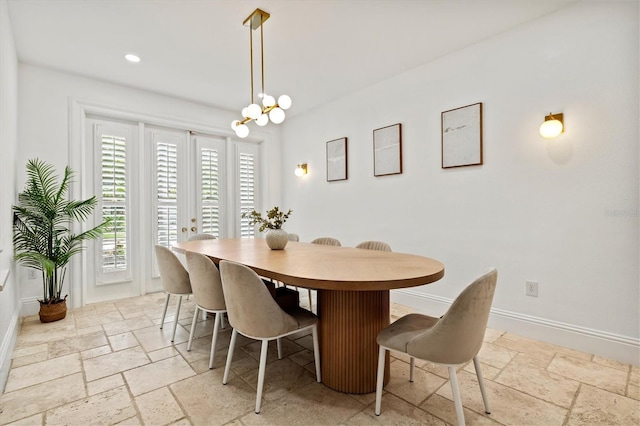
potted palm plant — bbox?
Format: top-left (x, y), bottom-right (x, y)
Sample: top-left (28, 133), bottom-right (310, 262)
top-left (13, 159), bottom-right (109, 322)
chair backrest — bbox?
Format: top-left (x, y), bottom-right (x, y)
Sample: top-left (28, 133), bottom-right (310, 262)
top-left (155, 245), bottom-right (191, 294)
top-left (219, 260), bottom-right (298, 338)
top-left (355, 241), bottom-right (391, 252)
top-left (287, 233), bottom-right (300, 242)
top-left (185, 251), bottom-right (225, 311)
top-left (310, 237), bottom-right (341, 246)
top-left (407, 268), bottom-right (497, 365)
top-left (188, 233), bottom-right (217, 241)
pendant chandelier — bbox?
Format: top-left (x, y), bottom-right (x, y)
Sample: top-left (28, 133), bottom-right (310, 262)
top-left (231, 8), bottom-right (291, 138)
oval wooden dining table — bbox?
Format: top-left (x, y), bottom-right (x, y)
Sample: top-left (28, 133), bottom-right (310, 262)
top-left (173, 238), bottom-right (445, 394)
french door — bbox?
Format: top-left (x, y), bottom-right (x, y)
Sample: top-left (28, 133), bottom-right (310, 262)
top-left (85, 116), bottom-right (260, 303)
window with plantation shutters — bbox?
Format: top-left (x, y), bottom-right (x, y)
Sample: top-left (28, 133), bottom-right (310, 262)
top-left (239, 150), bottom-right (257, 238)
top-left (95, 122), bottom-right (133, 285)
top-left (156, 141), bottom-right (179, 247)
top-left (200, 147), bottom-right (220, 236)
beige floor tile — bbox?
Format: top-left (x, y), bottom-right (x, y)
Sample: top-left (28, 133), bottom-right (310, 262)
top-left (10, 350), bottom-right (48, 368)
top-left (10, 343), bottom-right (47, 359)
top-left (15, 324), bottom-right (77, 346)
top-left (132, 324), bottom-right (190, 353)
top-left (421, 393), bottom-right (501, 425)
top-left (0, 373), bottom-right (86, 424)
top-left (4, 353), bottom-right (81, 392)
top-left (114, 417), bottom-right (143, 425)
top-left (74, 309), bottom-right (124, 329)
top-left (83, 346), bottom-right (150, 381)
top-left (547, 354), bottom-right (628, 395)
top-left (288, 348), bottom-right (315, 368)
top-left (5, 412), bottom-right (44, 425)
top-left (108, 331), bottom-right (140, 351)
top-left (628, 383), bottom-right (640, 401)
top-left (135, 387), bottom-right (185, 425)
top-left (630, 366), bottom-right (640, 386)
top-left (434, 370), bottom-right (567, 426)
top-left (567, 384), bottom-right (640, 425)
top-left (87, 373), bottom-right (125, 396)
top-left (477, 342), bottom-right (517, 369)
top-left (347, 393), bottom-right (445, 425)
top-left (76, 325), bottom-right (104, 336)
top-left (240, 358), bottom-right (316, 402)
top-left (123, 355), bottom-right (196, 396)
top-left (592, 355), bottom-right (630, 372)
top-left (47, 330), bottom-right (108, 358)
top-left (241, 338), bottom-right (305, 362)
top-left (171, 369), bottom-right (256, 425)
top-left (80, 344), bottom-right (112, 360)
top-left (483, 328), bottom-right (505, 343)
top-left (147, 346), bottom-right (180, 362)
top-left (102, 317), bottom-right (155, 336)
top-left (463, 360), bottom-right (501, 381)
top-left (496, 361), bottom-right (579, 408)
top-left (384, 359), bottom-right (447, 406)
top-left (45, 386), bottom-right (136, 425)
top-left (240, 381), bottom-right (365, 425)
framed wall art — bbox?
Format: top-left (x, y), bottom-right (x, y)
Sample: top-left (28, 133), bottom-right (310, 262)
top-left (441, 102), bottom-right (483, 168)
top-left (373, 123), bottom-right (402, 177)
top-left (326, 137), bottom-right (348, 182)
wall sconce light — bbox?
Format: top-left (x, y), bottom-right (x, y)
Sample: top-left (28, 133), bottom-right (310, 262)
top-left (539, 112), bottom-right (564, 139)
top-left (294, 163), bottom-right (308, 177)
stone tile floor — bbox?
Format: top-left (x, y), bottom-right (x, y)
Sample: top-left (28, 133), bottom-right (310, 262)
top-left (0, 292), bottom-right (638, 425)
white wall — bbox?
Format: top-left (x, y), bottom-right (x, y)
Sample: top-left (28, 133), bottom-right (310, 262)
top-left (16, 64), bottom-right (283, 313)
top-left (0, 0), bottom-right (20, 391)
top-left (281, 2), bottom-right (639, 364)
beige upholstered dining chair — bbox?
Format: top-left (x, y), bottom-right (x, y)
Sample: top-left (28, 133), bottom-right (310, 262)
top-left (287, 233), bottom-right (300, 242)
top-left (185, 252), bottom-right (227, 369)
top-left (355, 240), bottom-right (392, 252)
top-left (375, 268), bottom-right (498, 426)
top-left (188, 233), bottom-right (217, 241)
top-left (220, 260), bottom-right (321, 414)
top-left (155, 245), bottom-right (192, 342)
top-left (306, 237), bottom-right (342, 311)
top-left (310, 236), bottom-right (341, 246)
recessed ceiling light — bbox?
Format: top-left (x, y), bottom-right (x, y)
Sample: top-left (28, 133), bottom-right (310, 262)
top-left (125, 54), bottom-right (141, 63)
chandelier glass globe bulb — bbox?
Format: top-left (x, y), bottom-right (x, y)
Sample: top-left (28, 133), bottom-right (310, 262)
top-left (278, 95), bottom-right (292, 110)
top-left (247, 103), bottom-right (262, 120)
top-left (262, 95), bottom-right (276, 108)
top-left (241, 107), bottom-right (249, 118)
top-left (231, 120), bottom-right (240, 130)
top-left (269, 107), bottom-right (285, 124)
top-left (235, 124), bottom-right (249, 138)
top-left (256, 114), bottom-right (269, 126)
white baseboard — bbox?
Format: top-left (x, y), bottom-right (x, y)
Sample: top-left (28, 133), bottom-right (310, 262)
top-left (0, 301), bottom-right (22, 393)
top-left (391, 289), bottom-right (640, 366)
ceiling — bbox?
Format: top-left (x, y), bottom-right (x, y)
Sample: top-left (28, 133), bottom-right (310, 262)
top-left (6, 0), bottom-right (575, 118)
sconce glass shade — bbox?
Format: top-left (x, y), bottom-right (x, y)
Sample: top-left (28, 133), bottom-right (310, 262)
top-left (294, 163), bottom-right (307, 176)
top-left (539, 113), bottom-right (564, 139)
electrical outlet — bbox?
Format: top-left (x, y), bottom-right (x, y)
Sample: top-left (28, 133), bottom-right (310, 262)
top-left (526, 280), bottom-right (538, 297)
top-left (28, 269), bottom-right (37, 280)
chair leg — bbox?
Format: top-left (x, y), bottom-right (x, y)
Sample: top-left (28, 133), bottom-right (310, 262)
top-left (277, 338), bottom-right (283, 360)
top-left (312, 325), bottom-right (321, 382)
top-left (375, 346), bottom-right (386, 416)
top-left (448, 366), bottom-right (465, 426)
top-left (473, 356), bottom-right (491, 414)
top-left (209, 312), bottom-right (221, 369)
top-left (308, 289), bottom-right (313, 312)
top-left (223, 329), bottom-right (238, 385)
top-left (255, 339), bottom-right (269, 414)
top-left (220, 312), bottom-right (226, 329)
top-left (409, 357), bottom-right (415, 382)
top-left (187, 305), bottom-right (199, 351)
top-left (171, 295), bottom-right (183, 342)
top-left (160, 293), bottom-right (170, 329)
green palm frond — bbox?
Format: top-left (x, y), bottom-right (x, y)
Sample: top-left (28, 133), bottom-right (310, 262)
top-left (13, 159), bottom-right (107, 303)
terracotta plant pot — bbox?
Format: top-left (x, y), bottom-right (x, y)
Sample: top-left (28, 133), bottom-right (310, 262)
top-left (39, 299), bottom-right (67, 323)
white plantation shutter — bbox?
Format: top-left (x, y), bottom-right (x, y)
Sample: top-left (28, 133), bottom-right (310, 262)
top-left (239, 150), bottom-right (257, 238)
top-left (156, 142), bottom-right (179, 247)
top-left (200, 147), bottom-right (220, 236)
top-left (96, 123), bottom-right (132, 284)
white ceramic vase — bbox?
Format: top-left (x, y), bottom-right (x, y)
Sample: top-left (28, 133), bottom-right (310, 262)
top-left (265, 228), bottom-right (288, 250)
